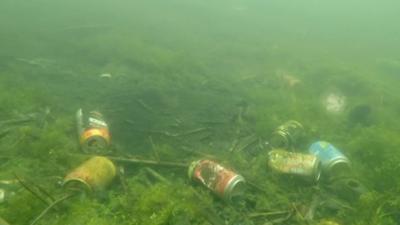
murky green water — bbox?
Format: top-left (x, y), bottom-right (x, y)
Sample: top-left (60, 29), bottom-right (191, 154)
top-left (0, 0), bottom-right (399, 224)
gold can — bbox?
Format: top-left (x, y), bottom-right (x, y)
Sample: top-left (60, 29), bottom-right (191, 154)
top-left (63, 156), bottom-right (116, 193)
top-left (76, 109), bottom-right (111, 153)
top-left (268, 149), bottom-right (321, 182)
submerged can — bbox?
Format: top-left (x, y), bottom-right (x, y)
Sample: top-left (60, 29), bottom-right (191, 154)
top-left (77, 108), bottom-right (111, 153)
top-left (270, 120), bottom-right (304, 150)
top-left (308, 141), bottom-right (350, 176)
top-left (188, 159), bottom-right (245, 201)
top-left (268, 149), bottom-right (321, 182)
top-left (63, 156), bottom-right (116, 193)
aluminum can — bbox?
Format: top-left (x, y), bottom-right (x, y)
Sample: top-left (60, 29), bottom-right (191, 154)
top-left (76, 109), bottom-right (111, 153)
top-left (63, 156), bottom-right (116, 193)
top-left (308, 141), bottom-right (350, 175)
top-left (270, 120), bottom-right (304, 150)
top-left (188, 159), bottom-right (245, 201)
top-left (268, 149), bottom-right (321, 182)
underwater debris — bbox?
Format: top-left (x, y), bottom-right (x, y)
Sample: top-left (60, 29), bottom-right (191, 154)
top-left (0, 114), bottom-right (35, 127)
top-left (63, 156), bottom-right (116, 193)
top-left (29, 156), bottom-right (117, 225)
top-left (270, 120), bottom-right (304, 150)
top-left (107, 155), bottom-right (188, 168)
top-left (188, 159), bottom-right (245, 201)
top-left (323, 93), bottom-right (346, 114)
top-left (268, 149), bottom-right (321, 182)
top-left (76, 109), bottom-right (111, 154)
top-left (99, 73), bottom-right (112, 79)
top-left (309, 141), bottom-right (351, 177)
top-left (13, 174), bottom-right (54, 207)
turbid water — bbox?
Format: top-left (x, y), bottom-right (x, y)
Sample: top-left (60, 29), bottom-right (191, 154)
top-left (0, 0), bottom-right (399, 224)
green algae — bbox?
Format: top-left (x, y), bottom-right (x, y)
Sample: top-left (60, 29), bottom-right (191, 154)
top-left (0, 1), bottom-right (400, 224)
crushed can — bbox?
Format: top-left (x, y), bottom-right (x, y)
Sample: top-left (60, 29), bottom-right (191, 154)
top-left (270, 120), bottom-right (304, 150)
top-left (268, 149), bottom-right (321, 182)
top-left (76, 108), bottom-right (111, 153)
top-left (63, 156), bottom-right (116, 193)
top-left (308, 141), bottom-right (351, 176)
top-left (188, 159), bottom-right (245, 201)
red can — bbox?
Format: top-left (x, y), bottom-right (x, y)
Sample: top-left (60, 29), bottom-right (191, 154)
top-left (188, 159), bottom-right (245, 201)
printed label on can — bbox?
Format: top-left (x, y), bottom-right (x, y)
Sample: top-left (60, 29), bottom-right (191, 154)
top-left (309, 141), bottom-right (346, 165)
top-left (80, 128), bottom-right (110, 145)
top-left (89, 117), bottom-right (108, 127)
top-left (192, 160), bottom-right (238, 198)
top-left (268, 150), bottom-right (319, 179)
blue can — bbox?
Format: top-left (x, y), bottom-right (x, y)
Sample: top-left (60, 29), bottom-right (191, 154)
top-left (309, 141), bottom-right (350, 175)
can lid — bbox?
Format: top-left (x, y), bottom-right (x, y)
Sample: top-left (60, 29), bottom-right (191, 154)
top-left (328, 158), bottom-right (351, 176)
top-left (80, 130), bottom-right (110, 154)
top-left (187, 160), bottom-right (202, 180)
top-left (270, 131), bottom-right (290, 149)
top-left (62, 178), bottom-right (93, 193)
top-left (287, 120), bottom-right (303, 129)
top-left (224, 175), bottom-right (246, 201)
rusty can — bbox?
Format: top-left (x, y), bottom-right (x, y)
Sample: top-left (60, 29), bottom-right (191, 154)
top-left (63, 156), bottom-right (116, 193)
top-left (270, 120), bottom-right (304, 150)
top-left (77, 108), bottom-right (111, 153)
top-left (268, 149), bottom-right (321, 182)
top-left (188, 159), bottom-right (245, 201)
top-left (308, 141), bottom-right (351, 176)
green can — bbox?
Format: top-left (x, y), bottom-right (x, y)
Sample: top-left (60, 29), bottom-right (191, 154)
top-left (270, 120), bottom-right (304, 150)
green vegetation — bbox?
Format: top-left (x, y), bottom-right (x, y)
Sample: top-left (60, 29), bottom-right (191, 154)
top-left (1, 0), bottom-right (400, 224)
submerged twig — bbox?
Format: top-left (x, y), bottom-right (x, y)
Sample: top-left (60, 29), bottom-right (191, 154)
top-left (304, 194), bottom-right (320, 221)
top-left (136, 99), bottom-right (154, 113)
top-left (14, 173), bottom-right (51, 206)
top-left (229, 138), bottom-right (239, 152)
top-left (108, 156), bottom-right (188, 168)
top-left (144, 167), bottom-right (170, 184)
top-left (236, 134), bottom-right (258, 153)
top-left (148, 136), bottom-right (160, 161)
top-left (248, 210), bottom-right (291, 218)
top-left (180, 146), bottom-right (217, 159)
top-left (0, 117), bottom-right (34, 127)
top-left (177, 127), bottom-right (209, 137)
top-left (118, 166), bottom-right (128, 193)
top-left (144, 127), bottom-right (209, 138)
top-left (30, 193), bottom-right (75, 225)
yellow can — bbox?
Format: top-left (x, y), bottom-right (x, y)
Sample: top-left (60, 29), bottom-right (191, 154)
top-left (63, 156), bottom-right (116, 193)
